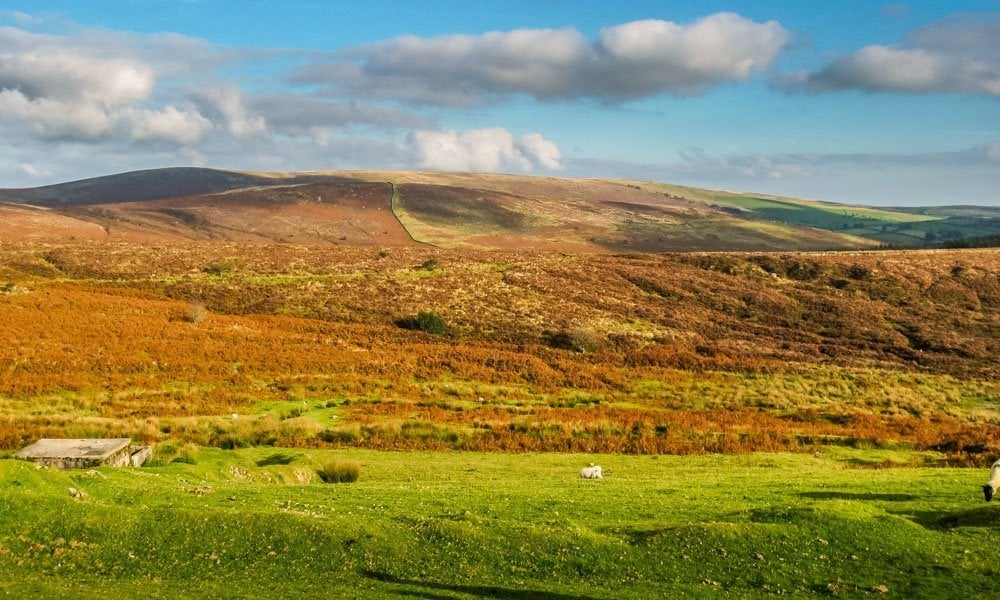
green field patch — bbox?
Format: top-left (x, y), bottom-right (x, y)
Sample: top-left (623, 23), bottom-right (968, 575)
top-left (252, 398), bottom-right (343, 427)
top-left (0, 449), bottom-right (997, 598)
top-left (723, 196), bottom-right (936, 233)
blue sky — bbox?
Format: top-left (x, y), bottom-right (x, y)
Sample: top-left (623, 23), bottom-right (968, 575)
top-left (1, 1), bottom-right (998, 206)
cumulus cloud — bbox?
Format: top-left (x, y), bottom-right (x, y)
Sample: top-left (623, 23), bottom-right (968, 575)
top-left (292, 13), bottom-right (789, 104)
top-left (784, 13), bottom-right (1000, 96)
top-left (128, 105), bottom-right (214, 145)
top-left (251, 93), bottom-right (436, 133)
top-left (0, 26), bottom-right (209, 144)
top-left (195, 86), bottom-right (267, 138)
top-left (409, 128), bottom-right (562, 172)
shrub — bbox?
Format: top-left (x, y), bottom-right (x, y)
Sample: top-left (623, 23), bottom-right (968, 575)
top-left (319, 427), bottom-right (363, 444)
top-left (203, 259), bottom-right (235, 276)
top-left (316, 460), bottom-right (361, 483)
top-left (544, 327), bottom-right (602, 353)
top-left (397, 311), bottom-right (449, 336)
top-left (1, 282), bottom-right (15, 293)
top-left (417, 258), bottom-right (439, 271)
top-left (184, 302), bottom-right (208, 324)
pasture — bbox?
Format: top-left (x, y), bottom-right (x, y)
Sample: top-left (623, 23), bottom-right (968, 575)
top-left (0, 448), bottom-right (997, 598)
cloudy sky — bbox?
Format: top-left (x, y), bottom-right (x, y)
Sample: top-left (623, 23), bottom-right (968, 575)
top-left (1, 1), bottom-right (998, 206)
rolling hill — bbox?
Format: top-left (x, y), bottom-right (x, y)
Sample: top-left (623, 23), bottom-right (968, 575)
top-left (1, 167), bottom-right (998, 251)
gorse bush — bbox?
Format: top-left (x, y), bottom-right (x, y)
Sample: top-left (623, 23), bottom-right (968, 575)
top-left (203, 259), bottom-right (235, 276)
top-left (397, 311), bottom-right (449, 335)
top-left (316, 460), bottom-right (361, 483)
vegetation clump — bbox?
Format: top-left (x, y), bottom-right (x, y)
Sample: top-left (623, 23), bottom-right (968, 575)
top-left (184, 301), bottom-right (208, 323)
top-left (417, 258), bottom-right (439, 271)
top-left (397, 311), bottom-right (449, 336)
top-left (316, 460), bottom-right (361, 483)
top-left (203, 259), bottom-right (235, 276)
top-left (544, 327), bottom-right (602, 353)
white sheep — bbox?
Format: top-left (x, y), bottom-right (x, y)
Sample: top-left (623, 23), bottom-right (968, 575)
top-left (579, 463), bottom-right (603, 480)
top-left (983, 458), bottom-right (1000, 502)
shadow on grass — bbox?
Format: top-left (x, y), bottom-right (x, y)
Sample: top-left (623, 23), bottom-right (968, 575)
top-left (255, 452), bottom-right (299, 467)
top-left (799, 492), bottom-right (917, 502)
top-left (363, 571), bottom-right (605, 600)
top-left (903, 507), bottom-right (1000, 530)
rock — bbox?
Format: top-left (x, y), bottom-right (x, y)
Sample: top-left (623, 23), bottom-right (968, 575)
top-left (871, 584), bottom-right (889, 594)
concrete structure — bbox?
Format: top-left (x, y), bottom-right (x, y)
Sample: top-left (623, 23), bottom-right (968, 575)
top-left (14, 438), bottom-right (151, 469)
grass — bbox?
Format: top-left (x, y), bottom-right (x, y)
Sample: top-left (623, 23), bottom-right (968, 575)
top-left (0, 448), bottom-right (997, 598)
top-left (316, 459), bottom-right (361, 483)
top-left (1, 241), bottom-right (999, 596)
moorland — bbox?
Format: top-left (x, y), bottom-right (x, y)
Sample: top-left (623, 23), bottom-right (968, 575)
top-left (0, 169), bottom-right (998, 597)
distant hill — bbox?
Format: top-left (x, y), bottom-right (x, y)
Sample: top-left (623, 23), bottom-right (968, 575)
top-left (1, 167), bottom-right (998, 251)
top-left (0, 167), bottom-right (278, 206)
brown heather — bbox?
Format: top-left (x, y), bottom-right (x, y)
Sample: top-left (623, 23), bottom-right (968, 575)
top-left (1, 242), bottom-right (997, 461)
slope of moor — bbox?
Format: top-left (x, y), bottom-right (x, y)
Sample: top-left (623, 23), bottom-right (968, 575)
top-left (6, 167), bottom-right (997, 251)
top-left (1, 242), bottom-right (997, 459)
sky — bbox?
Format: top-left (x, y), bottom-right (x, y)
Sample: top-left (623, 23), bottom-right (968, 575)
top-left (0, 1), bottom-right (998, 206)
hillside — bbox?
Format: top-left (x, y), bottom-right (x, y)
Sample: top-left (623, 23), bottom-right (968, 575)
top-left (1, 242), bottom-right (997, 458)
top-left (3, 168), bottom-right (998, 251)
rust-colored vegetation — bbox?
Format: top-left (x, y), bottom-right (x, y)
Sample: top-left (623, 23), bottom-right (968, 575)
top-left (1, 242), bottom-right (998, 461)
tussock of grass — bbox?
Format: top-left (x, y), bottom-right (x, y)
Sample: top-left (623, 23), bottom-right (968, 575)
top-left (316, 459), bottom-right (360, 483)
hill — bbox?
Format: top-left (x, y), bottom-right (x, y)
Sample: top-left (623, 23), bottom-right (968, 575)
top-left (3, 168), bottom-right (998, 251)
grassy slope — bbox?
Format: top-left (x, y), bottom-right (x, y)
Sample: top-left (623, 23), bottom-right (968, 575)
top-left (0, 168), bottom-right (921, 251)
top-left (4, 167), bottom-right (996, 250)
top-left (1, 448), bottom-right (997, 598)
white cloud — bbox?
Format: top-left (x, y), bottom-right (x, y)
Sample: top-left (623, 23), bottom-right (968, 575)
top-left (128, 105), bottom-right (213, 145)
top-left (784, 13), bottom-right (1000, 96)
top-left (517, 133), bottom-right (562, 170)
top-left (597, 14), bottom-right (788, 96)
top-left (16, 162), bottom-right (47, 178)
top-left (196, 87), bottom-right (267, 138)
top-left (409, 128), bottom-right (562, 172)
top-left (0, 88), bottom-right (114, 139)
top-left (0, 32), bottom-right (155, 105)
top-left (293, 13), bottom-right (789, 104)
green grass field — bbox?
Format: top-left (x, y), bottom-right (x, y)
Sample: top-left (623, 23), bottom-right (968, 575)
top-left (1, 448), bottom-right (996, 598)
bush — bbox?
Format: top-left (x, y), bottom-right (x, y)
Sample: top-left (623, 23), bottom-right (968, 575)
top-left (184, 302), bottom-right (208, 324)
top-left (203, 260), bottom-right (235, 276)
top-left (544, 327), bottom-right (602, 353)
top-left (417, 259), bottom-right (439, 271)
top-left (316, 460), bottom-right (361, 483)
top-left (397, 311), bottom-right (449, 336)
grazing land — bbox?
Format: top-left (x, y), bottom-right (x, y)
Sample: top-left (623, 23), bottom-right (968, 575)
top-left (1, 448), bottom-right (997, 598)
top-left (1, 169), bottom-right (998, 597)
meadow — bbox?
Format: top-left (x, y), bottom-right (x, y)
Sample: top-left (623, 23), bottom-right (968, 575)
top-left (1, 448), bottom-right (998, 598)
top-left (0, 241), bottom-right (998, 596)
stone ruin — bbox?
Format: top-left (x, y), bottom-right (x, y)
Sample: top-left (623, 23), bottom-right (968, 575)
top-left (14, 438), bottom-right (151, 469)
